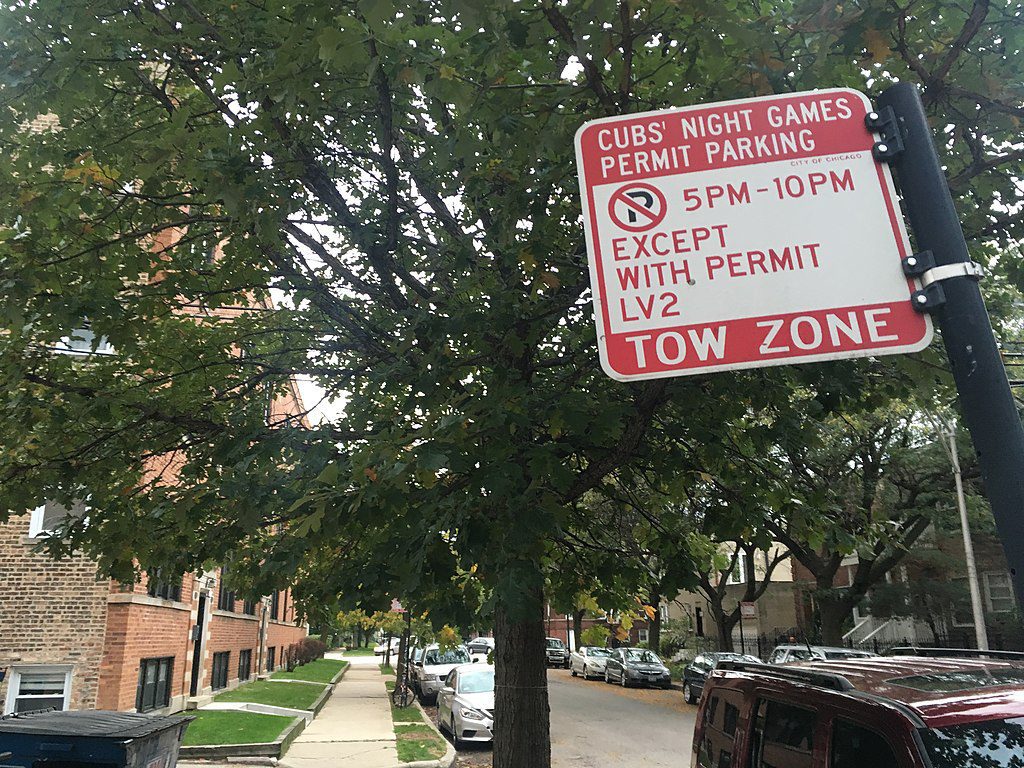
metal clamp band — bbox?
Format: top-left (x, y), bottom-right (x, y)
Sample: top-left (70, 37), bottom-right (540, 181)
top-left (919, 261), bottom-right (984, 288)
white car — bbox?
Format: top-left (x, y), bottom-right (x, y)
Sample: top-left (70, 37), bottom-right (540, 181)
top-left (411, 644), bottom-right (472, 703)
top-left (767, 644), bottom-right (877, 664)
top-left (466, 636), bottom-right (495, 663)
top-left (438, 663), bottom-right (494, 748)
top-left (373, 637), bottom-right (402, 656)
top-left (569, 646), bottom-right (612, 680)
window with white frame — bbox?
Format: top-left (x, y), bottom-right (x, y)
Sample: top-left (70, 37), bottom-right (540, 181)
top-left (28, 501), bottom-right (87, 538)
top-left (637, 628), bottom-right (649, 645)
top-left (659, 604), bottom-right (669, 623)
top-left (53, 322), bottom-right (114, 356)
top-left (725, 553), bottom-right (747, 585)
top-left (984, 572), bottom-right (1014, 614)
top-left (4, 666), bottom-right (72, 714)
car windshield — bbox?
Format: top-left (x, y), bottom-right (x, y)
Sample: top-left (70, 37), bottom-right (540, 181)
top-left (624, 649), bottom-right (661, 664)
top-left (922, 716), bottom-right (1024, 768)
top-left (458, 669), bottom-right (495, 694)
top-left (424, 647), bottom-right (470, 665)
top-left (547, 639), bottom-right (565, 649)
top-left (588, 648), bottom-right (611, 658)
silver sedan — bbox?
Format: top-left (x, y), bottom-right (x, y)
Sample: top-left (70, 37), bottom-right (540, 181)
top-left (437, 663), bottom-right (495, 748)
top-left (569, 646), bottom-right (612, 680)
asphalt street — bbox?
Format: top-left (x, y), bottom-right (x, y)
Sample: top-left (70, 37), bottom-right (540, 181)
top-left (450, 668), bottom-right (697, 767)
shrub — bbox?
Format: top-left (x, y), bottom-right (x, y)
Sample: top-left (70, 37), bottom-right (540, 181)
top-left (287, 637), bottom-right (328, 669)
top-left (579, 625), bottom-right (610, 647)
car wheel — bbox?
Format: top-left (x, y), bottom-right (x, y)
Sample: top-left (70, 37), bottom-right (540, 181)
top-left (620, 671), bottom-right (628, 688)
top-left (450, 716), bottom-right (464, 749)
top-left (604, 670), bottom-right (611, 684)
top-left (683, 682), bottom-right (696, 704)
top-left (570, 664), bottom-right (576, 677)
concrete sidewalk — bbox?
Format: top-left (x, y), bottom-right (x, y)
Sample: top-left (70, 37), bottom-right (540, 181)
top-left (278, 652), bottom-right (399, 768)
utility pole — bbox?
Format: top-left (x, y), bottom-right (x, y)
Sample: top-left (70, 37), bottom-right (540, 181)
top-left (876, 83), bottom-right (1024, 609)
top-left (931, 415), bottom-right (989, 650)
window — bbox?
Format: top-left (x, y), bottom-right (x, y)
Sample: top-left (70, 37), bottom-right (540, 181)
top-left (136, 657), bottom-right (173, 713)
top-left (697, 692), bottom-right (744, 768)
top-left (211, 651), bottom-right (230, 690)
top-left (638, 629), bottom-right (649, 644)
top-left (659, 604), bottom-right (669, 622)
top-left (725, 553), bottom-right (747, 585)
top-left (984, 572), bottom-right (1014, 613)
top-left (28, 501), bottom-right (86, 538)
top-left (147, 570), bottom-right (182, 602)
top-left (270, 591), bottom-right (280, 620)
top-left (242, 599), bottom-right (257, 616)
top-left (831, 719), bottom-right (898, 768)
top-left (55, 322), bottom-right (114, 356)
top-left (266, 646), bottom-right (276, 672)
top-left (217, 566), bottom-right (235, 612)
top-left (750, 699), bottom-right (816, 768)
top-left (4, 666), bottom-right (71, 714)
top-left (238, 649), bottom-right (252, 681)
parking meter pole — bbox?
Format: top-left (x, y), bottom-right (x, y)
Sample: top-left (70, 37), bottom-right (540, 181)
top-left (878, 82), bottom-right (1024, 610)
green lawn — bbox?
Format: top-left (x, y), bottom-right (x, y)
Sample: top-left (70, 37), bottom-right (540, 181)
top-left (395, 724), bottom-right (447, 762)
top-left (380, 663), bottom-right (395, 676)
top-left (271, 658), bottom-right (348, 683)
top-left (390, 696), bottom-right (424, 724)
top-left (181, 710), bottom-right (292, 746)
top-left (344, 647), bottom-right (377, 656)
top-left (214, 680), bottom-right (326, 710)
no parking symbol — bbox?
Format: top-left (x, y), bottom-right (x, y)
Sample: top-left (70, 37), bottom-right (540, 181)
top-left (608, 182), bottom-right (667, 232)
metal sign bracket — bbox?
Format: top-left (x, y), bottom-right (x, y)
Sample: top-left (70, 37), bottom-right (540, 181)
top-left (902, 250), bottom-right (984, 313)
top-left (865, 106), bottom-right (905, 162)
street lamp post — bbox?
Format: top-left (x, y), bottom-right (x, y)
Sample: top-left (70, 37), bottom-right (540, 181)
top-left (932, 415), bottom-right (989, 651)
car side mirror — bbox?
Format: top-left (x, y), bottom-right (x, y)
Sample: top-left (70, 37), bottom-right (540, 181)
top-left (441, 686), bottom-right (454, 695)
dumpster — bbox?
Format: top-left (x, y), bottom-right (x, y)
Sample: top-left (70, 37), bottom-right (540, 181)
top-left (0, 711), bottom-right (193, 768)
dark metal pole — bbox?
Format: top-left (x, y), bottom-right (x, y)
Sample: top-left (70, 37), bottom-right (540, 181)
top-left (878, 82), bottom-right (1024, 607)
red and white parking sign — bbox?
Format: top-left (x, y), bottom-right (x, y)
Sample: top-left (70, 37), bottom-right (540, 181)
top-left (574, 88), bottom-right (933, 380)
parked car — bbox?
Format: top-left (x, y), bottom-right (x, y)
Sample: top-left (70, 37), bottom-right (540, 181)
top-left (373, 637), bottom-right (402, 656)
top-left (411, 644), bottom-right (472, 703)
top-left (467, 636), bottom-right (495, 662)
top-left (603, 647), bottom-right (672, 688)
top-left (692, 648), bottom-right (1024, 768)
top-left (437, 663), bottom-right (495, 748)
top-left (767, 643), bottom-right (876, 664)
top-left (681, 652), bottom-right (761, 704)
top-left (545, 637), bottom-right (570, 668)
top-left (569, 646), bottom-right (613, 680)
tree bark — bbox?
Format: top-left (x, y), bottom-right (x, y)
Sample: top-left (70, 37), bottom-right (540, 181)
top-left (572, 609), bottom-right (583, 651)
top-left (493, 600), bottom-right (551, 768)
top-left (817, 597), bottom-right (853, 646)
top-left (648, 589), bottom-right (661, 653)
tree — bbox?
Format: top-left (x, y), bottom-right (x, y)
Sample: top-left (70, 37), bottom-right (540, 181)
top-left (2, 3), bottom-right (1021, 766)
top-left (579, 625), bottom-right (610, 648)
top-left (695, 541), bottom-right (791, 652)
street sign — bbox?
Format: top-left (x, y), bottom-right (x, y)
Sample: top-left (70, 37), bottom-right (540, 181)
top-left (390, 598), bottom-right (406, 614)
top-left (575, 88), bottom-right (933, 381)
top-left (739, 602), bottom-right (758, 620)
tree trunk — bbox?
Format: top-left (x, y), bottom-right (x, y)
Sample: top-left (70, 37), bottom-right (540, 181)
top-left (572, 609), bottom-right (583, 651)
top-left (818, 597), bottom-right (853, 646)
top-left (648, 590), bottom-right (661, 653)
top-left (494, 599), bottom-right (551, 768)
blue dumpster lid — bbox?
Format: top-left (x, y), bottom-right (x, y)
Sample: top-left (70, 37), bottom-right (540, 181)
top-left (0, 711), bottom-right (191, 738)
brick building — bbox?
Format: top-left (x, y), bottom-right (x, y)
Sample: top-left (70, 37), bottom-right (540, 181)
top-left (0, 506), bottom-right (306, 715)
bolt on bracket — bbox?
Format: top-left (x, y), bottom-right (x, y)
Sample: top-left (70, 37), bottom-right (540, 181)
top-left (902, 250), bottom-right (984, 313)
top-left (865, 106), bottom-right (905, 162)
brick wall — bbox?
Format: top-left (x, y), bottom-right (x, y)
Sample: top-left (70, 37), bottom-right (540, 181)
top-left (0, 513), bottom-right (110, 712)
top-left (96, 573), bottom-right (197, 711)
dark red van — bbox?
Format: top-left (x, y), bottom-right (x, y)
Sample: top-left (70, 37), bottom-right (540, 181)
top-left (692, 649), bottom-right (1024, 767)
